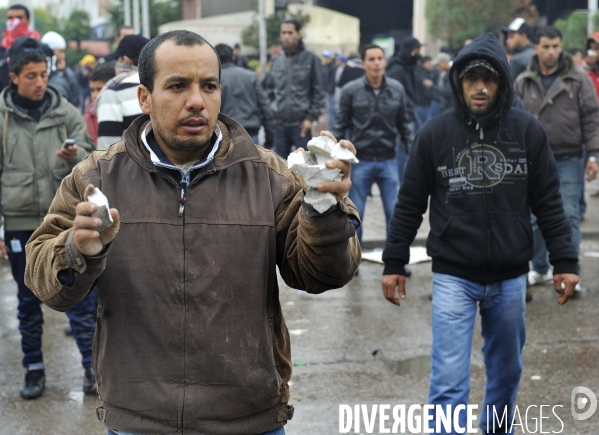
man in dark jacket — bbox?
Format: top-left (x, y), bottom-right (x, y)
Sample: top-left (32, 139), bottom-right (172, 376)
top-left (514, 26), bottom-right (599, 297)
top-left (321, 49), bottom-right (337, 129)
top-left (215, 43), bottom-right (273, 148)
top-left (263, 19), bottom-right (324, 158)
top-left (386, 37), bottom-right (421, 108)
top-left (41, 31), bottom-right (80, 108)
top-left (382, 33), bottom-right (578, 433)
top-left (333, 44), bottom-right (412, 244)
top-left (502, 17), bottom-right (535, 79)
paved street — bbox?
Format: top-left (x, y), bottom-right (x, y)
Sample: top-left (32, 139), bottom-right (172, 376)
top-left (1, 179), bottom-right (599, 434)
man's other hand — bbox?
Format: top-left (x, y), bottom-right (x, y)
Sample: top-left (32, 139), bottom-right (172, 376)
top-left (56, 144), bottom-right (79, 162)
top-left (300, 119), bottom-right (313, 138)
top-left (382, 274), bottom-right (406, 306)
top-left (586, 160), bottom-right (598, 182)
top-left (0, 240), bottom-right (8, 261)
top-left (73, 184), bottom-right (120, 257)
top-left (554, 273), bottom-right (579, 305)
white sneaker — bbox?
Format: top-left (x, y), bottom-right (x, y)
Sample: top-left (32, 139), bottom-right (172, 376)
top-left (575, 282), bottom-right (582, 292)
top-left (527, 270), bottom-right (553, 286)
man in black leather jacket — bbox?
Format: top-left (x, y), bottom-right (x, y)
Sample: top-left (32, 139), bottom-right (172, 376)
top-left (263, 19), bottom-right (323, 157)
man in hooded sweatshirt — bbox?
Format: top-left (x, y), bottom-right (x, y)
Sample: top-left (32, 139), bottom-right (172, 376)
top-left (382, 33), bottom-right (578, 433)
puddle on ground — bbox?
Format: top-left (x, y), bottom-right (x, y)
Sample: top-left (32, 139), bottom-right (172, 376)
top-left (395, 355), bottom-right (431, 376)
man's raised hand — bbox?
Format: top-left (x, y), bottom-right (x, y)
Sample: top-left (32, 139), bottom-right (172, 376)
top-left (73, 184), bottom-right (120, 256)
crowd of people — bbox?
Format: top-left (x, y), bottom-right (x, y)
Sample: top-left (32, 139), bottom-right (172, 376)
top-left (1, 2), bottom-right (598, 434)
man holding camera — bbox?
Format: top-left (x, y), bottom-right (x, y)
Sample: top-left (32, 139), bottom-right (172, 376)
top-left (0, 36), bottom-right (95, 399)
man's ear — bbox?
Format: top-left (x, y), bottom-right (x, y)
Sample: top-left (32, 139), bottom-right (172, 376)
top-left (138, 85), bottom-right (151, 115)
top-left (123, 55), bottom-right (133, 66)
top-left (9, 72), bottom-right (18, 86)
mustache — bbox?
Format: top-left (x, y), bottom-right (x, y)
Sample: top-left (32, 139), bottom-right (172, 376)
top-left (178, 113), bottom-right (208, 124)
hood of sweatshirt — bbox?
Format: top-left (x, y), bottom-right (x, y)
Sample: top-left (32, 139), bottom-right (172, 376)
top-left (449, 33), bottom-right (514, 129)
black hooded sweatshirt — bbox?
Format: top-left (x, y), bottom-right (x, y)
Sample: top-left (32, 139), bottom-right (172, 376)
top-left (382, 33), bottom-right (578, 283)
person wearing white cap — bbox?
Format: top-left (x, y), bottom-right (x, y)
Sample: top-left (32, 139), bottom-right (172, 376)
top-left (501, 17), bottom-right (535, 79)
top-left (41, 31), bottom-right (80, 107)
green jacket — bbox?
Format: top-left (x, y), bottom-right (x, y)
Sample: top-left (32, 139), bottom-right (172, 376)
top-left (0, 85), bottom-right (94, 231)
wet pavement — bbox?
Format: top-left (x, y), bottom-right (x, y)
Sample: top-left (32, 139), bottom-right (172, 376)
top-left (1, 178), bottom-right (599, 434)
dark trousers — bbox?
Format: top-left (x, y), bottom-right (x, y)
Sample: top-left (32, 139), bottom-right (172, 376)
top-left (7, 230), bottom-right (96, 370)
top-left (273, 124), bottom-right (312, 158)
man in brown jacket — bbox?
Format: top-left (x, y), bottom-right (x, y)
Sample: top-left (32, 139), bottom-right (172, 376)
top-left (24, 30), bottom-right (360, 435)
top-left (514, 26), bottom-right (599, 299)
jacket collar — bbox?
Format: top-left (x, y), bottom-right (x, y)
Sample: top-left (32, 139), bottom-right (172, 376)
top-left (1, 84), bottom-right (67, 122)
top-left (284, 39), bottom-right (305, 56)
top-left (122, 113), bottom-right (260, 174)
top-left (526, 53), bottom-right (576, 80)
top-left (362, 74), bottom-right (387, 90)
top-left (140, 120), bottom-right (222, 171)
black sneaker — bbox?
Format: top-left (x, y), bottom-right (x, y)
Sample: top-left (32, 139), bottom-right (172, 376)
top-left (21, 370), bottom-right (45, 400)
top-left (404, 266), bottom-right (413, 277)
top-left (83, 367), bottom-right (97, 395)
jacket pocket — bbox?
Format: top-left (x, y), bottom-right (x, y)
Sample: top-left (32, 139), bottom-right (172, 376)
top-left (1, 170), bottom-right (35, 214)
top-left (488, 213), bottom-right (532, 270)
top-left (436, 213), bottom-right (486, 268)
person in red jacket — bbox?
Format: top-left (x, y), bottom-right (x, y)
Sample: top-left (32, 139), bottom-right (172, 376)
top-left (586, 32), bottom-right (599, 97)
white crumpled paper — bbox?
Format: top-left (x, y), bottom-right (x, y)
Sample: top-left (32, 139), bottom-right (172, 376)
top-left (288, 136), bottom-right (358, 213)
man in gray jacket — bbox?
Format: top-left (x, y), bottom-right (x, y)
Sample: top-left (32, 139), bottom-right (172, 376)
top-left (502, 17), bottom-right (535, 79)
top-left (215, 43), bottom-right (273, 148)
top-left (514, 26), bottom-right (599, 298)
top-left (263, 19), bottom-right (323, 157)
top-left (0, 37), bottom-right (96, 399)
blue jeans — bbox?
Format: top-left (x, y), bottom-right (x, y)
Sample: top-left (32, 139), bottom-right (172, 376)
top-left (250, 133), bottom-right (259, 145)
top-left (7, 230), bottom-right (96, 371)
top-left (414, 105), bottom-right (430, 133)
top-left (429, 273), bottom-right (527, 434)
top-left (531, 153), bottom-right (582, 275)
top-left (273, 124), bottom-right (311, 158)
top-left (348, 158), bottom-right (399, 242)
top-left (396, 140), bottom-right (408, 184)
top-left (108, 427), bottom-right (285, 435)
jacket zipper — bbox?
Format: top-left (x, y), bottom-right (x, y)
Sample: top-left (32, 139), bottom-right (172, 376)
top-left (180, 170), bottom-right (189, 431)
top-left (285, 55), bottom-right (292, 122)
top-left (479, 125), bottom-right (488, 282)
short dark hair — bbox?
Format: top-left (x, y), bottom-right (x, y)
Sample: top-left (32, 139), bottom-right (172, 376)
top-left (534, 26), bottom-right (562, 44)
top-left (9, 52), bottom-right (46, 76)
top-left (281, 19), bottom-right (301, 32)
top-left (8, 4), bottom-right (30, 20)
top-left (138, 30), bottom-right (220, 94)
top-left (360, 44), bottom-right (384, 60)
top-left (89, 63), bottom-right (116, 83)
top-left (215, 44), bottom-right (233, 64)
